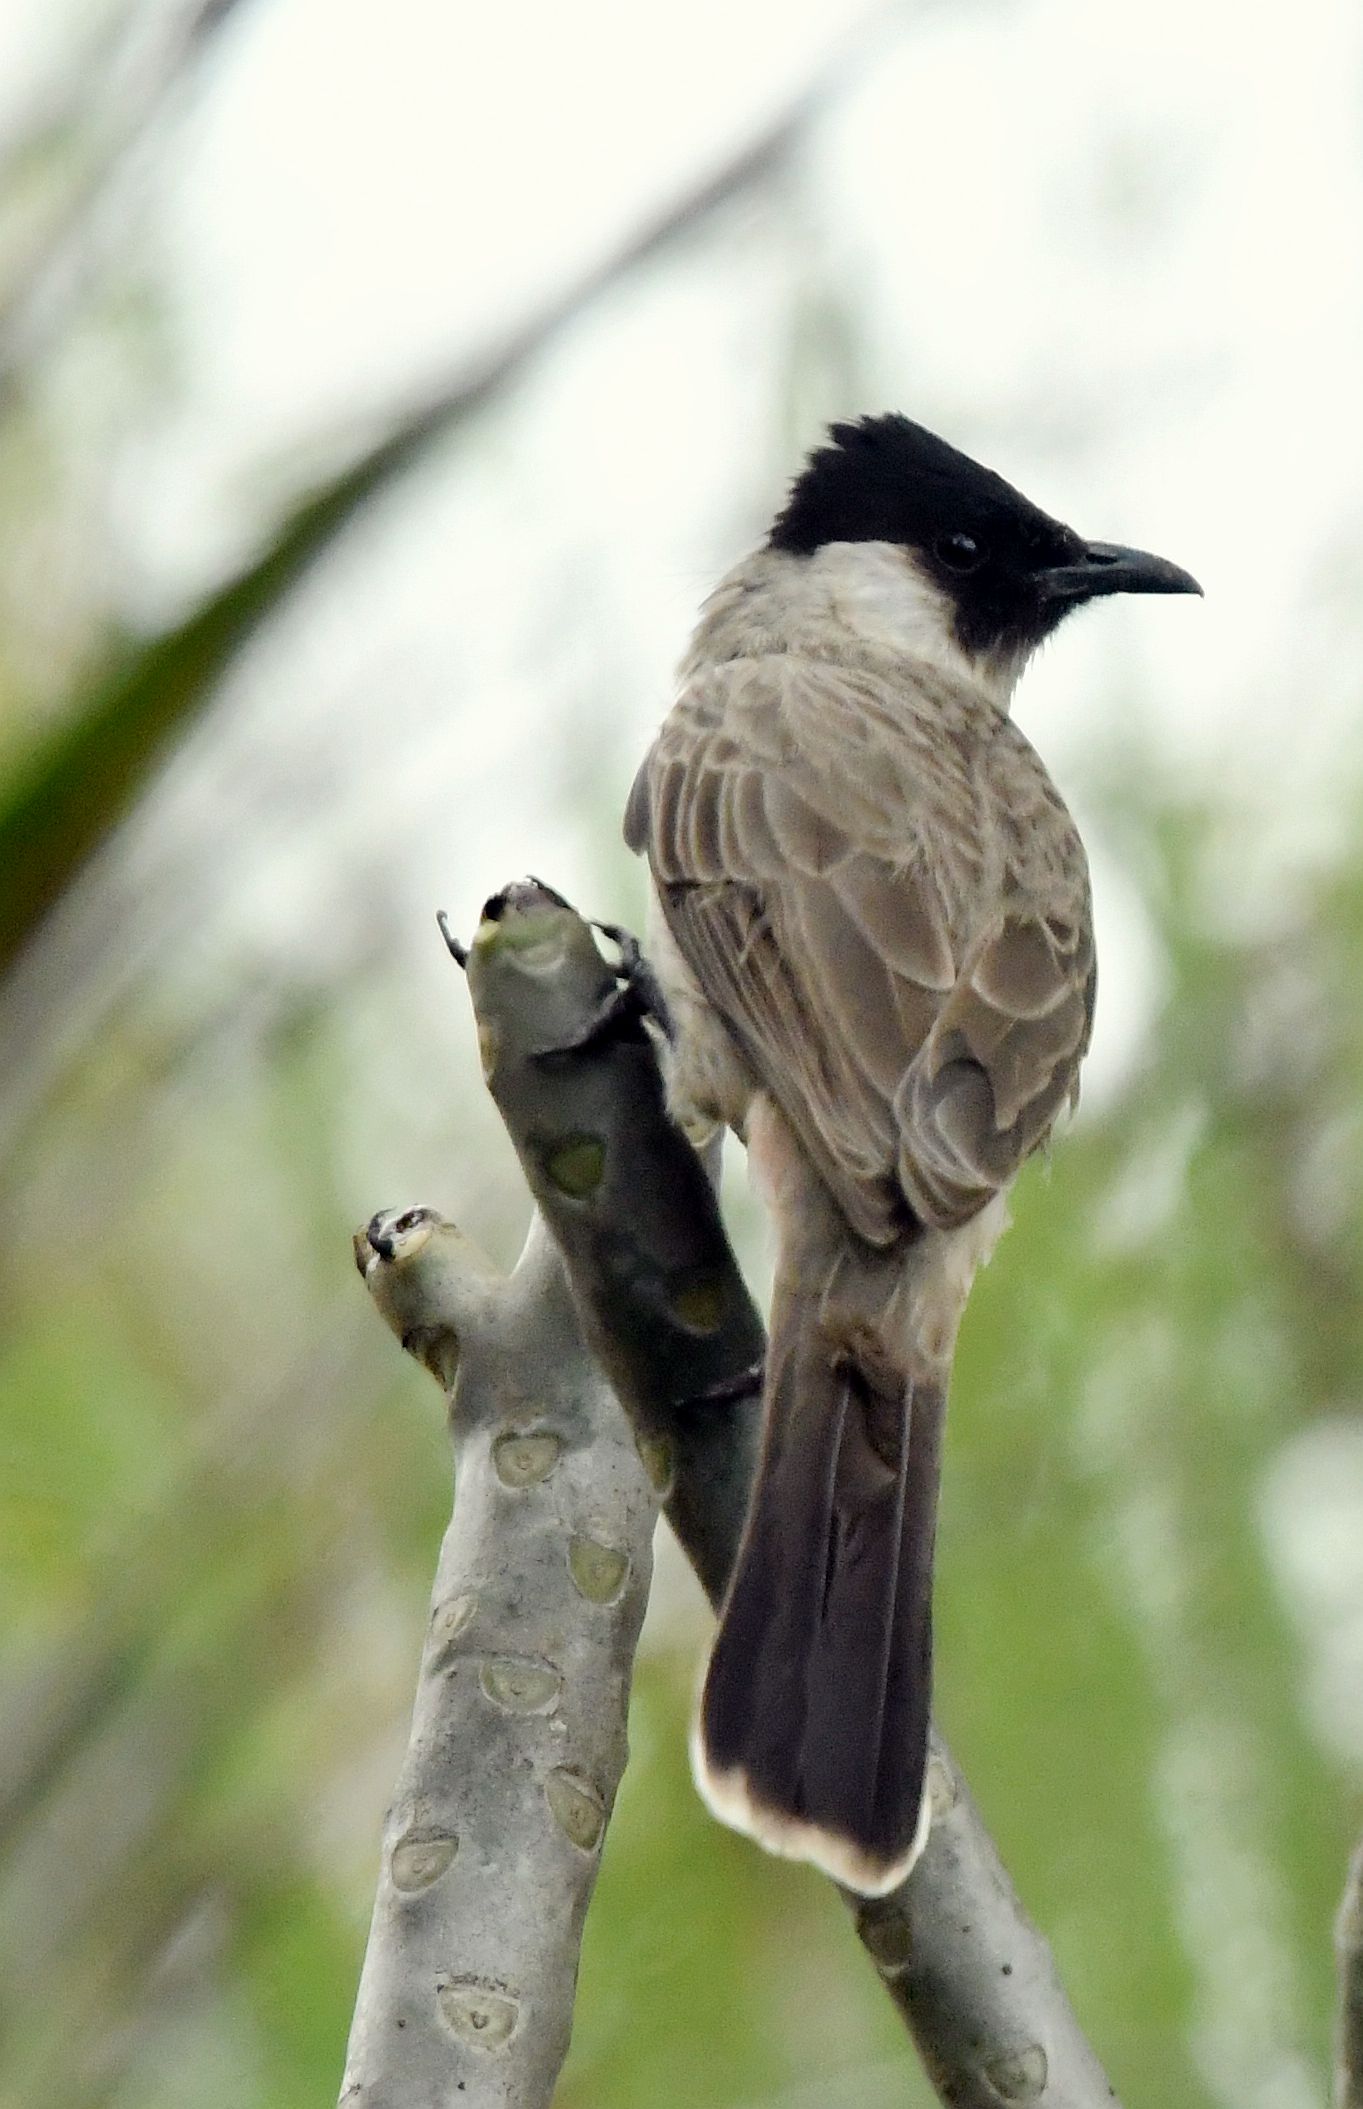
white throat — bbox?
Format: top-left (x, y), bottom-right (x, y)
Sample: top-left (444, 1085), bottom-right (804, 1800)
top-left (684, 542), bottom-right (1028, 713)
top-left (808, 541), bottom-right (1025, 710)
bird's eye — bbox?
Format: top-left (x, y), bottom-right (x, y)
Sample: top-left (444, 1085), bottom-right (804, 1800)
top-left (934, 531), bottom-right (986, 572)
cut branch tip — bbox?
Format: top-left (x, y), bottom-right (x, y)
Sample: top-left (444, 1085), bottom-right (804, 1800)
top-left (523, 874), bottom-right (575, 910)
top-left (362, 1205), bottom-right (438, 1266)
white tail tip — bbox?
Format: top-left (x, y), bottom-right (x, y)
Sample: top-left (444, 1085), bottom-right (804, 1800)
top-left (689, 1714), bottom-right (932, 1897)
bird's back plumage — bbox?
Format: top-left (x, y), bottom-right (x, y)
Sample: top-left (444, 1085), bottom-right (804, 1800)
top-left (627, 555), bottom-right (1096, 1244)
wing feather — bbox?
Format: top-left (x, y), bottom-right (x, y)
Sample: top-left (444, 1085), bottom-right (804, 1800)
top-left (629, 657), bottom-right (1094, 1238)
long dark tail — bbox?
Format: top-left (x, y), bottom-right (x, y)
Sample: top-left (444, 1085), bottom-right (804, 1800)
top-left (693, 1265), bottom-right (945, 1895)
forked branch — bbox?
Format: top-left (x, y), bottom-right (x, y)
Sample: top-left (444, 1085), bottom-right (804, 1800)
top-left (456, 881), bottom-right (1121, 2109)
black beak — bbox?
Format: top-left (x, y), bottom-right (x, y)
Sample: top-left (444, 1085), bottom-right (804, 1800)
top-left (1041, 539), bottom-right (1202, 606)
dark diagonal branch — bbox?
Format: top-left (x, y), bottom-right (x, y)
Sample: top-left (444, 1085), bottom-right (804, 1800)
top-left (461, 896), bottom-right (767, 1604)
top-left (0, 0), bottom-right (253, 408)
top-left (455, 882), bottom-right (1121, 2109)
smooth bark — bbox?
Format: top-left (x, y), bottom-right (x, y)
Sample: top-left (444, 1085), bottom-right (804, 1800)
top-left (343, 1208), bottom-right (656, 2107)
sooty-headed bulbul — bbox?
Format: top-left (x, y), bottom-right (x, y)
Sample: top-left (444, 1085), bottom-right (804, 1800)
top-left (624, 414), bottom-right (1200, 1895)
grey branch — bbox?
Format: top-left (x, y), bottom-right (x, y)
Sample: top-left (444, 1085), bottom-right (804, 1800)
top-left (1337, 1839), bottom-right (1363, 2109)
top-left (343, 1206), bottom-right (656, 2108)
top-left (461, 881), bottom-right (1121, 2109)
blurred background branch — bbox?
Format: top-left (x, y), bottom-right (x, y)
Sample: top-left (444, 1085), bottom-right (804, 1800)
top-left (1338, 1841), bottom-right (1363, 2109)
top-left (0, 0), bottom-right (252, 408)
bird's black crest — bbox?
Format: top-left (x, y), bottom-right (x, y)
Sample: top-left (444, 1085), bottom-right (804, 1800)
top-left (769, 413), bottom-right (1083, 655)
top-left (769, 414), bottom-right (1059, 560)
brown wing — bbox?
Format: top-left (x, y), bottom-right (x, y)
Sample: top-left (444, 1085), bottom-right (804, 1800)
top-left (626, 657), bottom-right (1095, 1245)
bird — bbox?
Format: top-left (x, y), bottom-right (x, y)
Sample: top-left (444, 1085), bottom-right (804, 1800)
top-left (624, 413), bottom-right (1200, 1896)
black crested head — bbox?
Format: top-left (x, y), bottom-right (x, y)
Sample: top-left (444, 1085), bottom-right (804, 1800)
top-left (768, 413), bottom-right (1200, 658)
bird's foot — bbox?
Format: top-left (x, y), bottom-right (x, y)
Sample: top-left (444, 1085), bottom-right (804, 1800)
top-left (592, 921), bottom-right (675, 1042)
top-left (530, 920), bottom-right (675, 1058)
